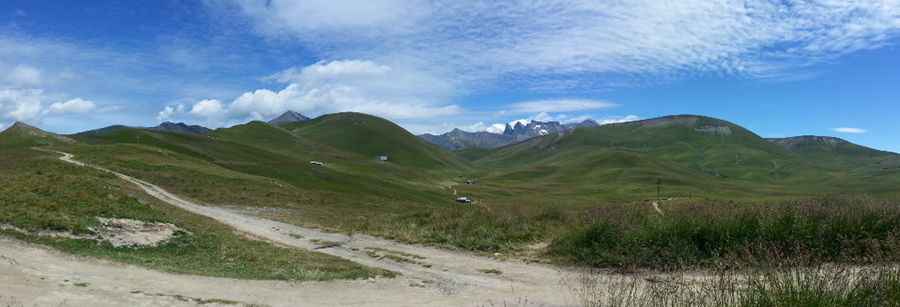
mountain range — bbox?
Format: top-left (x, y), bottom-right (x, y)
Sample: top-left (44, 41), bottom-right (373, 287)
top-left (3, 111), bottom-right (899, 203)
top-left (419, 119), bottom-right (600, 150)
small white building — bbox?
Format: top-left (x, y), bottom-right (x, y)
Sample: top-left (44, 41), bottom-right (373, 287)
top-left (456, 197), bottom-right (473, 204)
top-left (377, 155), bottom-right (389, 162)
top-left (310, 161), bottom-right (325, 166)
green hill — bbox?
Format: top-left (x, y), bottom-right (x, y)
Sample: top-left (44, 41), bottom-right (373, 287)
top-left (465, 115), bottom-right (899, 201)
top-left (73, 124), bottom-right (455, 202)
top-left (0, 122), bottom-right (75, 147)
top-left (4, 112), bottom-right (900, 265)
top-left (210, 121), bottom-right (344, 160)
top-left (281, 112), bottom-right (467, 170)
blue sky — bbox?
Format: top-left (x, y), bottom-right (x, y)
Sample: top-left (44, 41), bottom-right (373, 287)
top-left (1, 1), bottom-right (899, 152)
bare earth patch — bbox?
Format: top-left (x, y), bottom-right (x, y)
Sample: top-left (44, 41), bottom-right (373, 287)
top-left (1, 217), bottom-right (184, 248)
top-left (92, 218), bottom-right (184, 248)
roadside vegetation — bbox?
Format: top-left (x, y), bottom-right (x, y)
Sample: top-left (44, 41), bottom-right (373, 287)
top-left (549, 198), bottom-right (900, 270)
top-left (0, 147), bottom-right (389, 281)
top-left (568, 265), bottom-right (900, 307)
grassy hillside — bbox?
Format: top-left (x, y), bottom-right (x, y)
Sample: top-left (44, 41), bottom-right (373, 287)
top-left (0, 122), bottom-right (75, 147)
top-left (5, 113), bottom-right (900, 270)
top-left (282, 112), bottom-right (467, 170)
top-left (465, 115), bottom-right (900, 201)
top-left (0, 145), bottom-right (387, 281)
top-left (72, 125), bottom-right (453, 203)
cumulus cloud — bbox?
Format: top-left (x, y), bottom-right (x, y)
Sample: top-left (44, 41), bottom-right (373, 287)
top-left (462, 122), bottom-right (508, 134)
top-left (219, 0), bottom-right (900, 87)
top-left (157, 104), bottom-right (185, 122)
top-left (48, 98), bottom-right (95, 114)
top-left (833, 127), bottom-right (868, 134)
top-left (597, 115), bottom-right (642, 125)
top-left (0, 86), bottom-right (108, 127)
top-left (485, 124), bottom-right (507, 134)
top-left (190, 99), bottom-right (225, 117)
top-left (179, 60), bottom-right (462, 127)
top-left (0, 89), bottom-right (44, 122)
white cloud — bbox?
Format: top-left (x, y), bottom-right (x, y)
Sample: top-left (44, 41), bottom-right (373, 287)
top-left (156, 104), bottom-right (185, 122)
top-left (597, 115), bottom-right (641, 125)
top-left (269, 60), bottom-right (392, 83)
top-left (48, 98), bottom-right (95, 114)
top-left (462, 122), bottom-right (488, 132)
top-left (833, 127), bottom-right (867, 134)
top-left (0, 89), bottom-right (43, 122)
top-left (182, 60), bottom-right (462, 127)
top-left (8, 65), bottom-right (42, 87)
top-left (220, 1), bottom-right (900, 88)
top-left (485, 123), bottom-right (507, 134)
top-left (0, 87), bottom-right (106, 126)
top-left (462, 122), bottom-right (508, 134)
top-left (190, 99), bottom-right (225, 117)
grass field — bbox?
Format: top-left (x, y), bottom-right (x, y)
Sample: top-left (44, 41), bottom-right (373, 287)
top-left (549, 198), bottom-right (900, 270)
top-left (3, 113), bottom-right (900, 273)
top-left (0, 147), bottom-right (389, 281)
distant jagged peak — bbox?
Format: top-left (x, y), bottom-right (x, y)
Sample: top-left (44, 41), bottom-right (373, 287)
top-left (502, 123), bottom-right (515, 135)
top-left (268, 110), bottom-right (310, 125)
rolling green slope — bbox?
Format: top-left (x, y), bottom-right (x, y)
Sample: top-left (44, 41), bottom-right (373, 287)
top-left (282, 112), bottom-right (467, 170)
top-left (0, 122), bottom-right (75, 147)
top-left (467, 115), bottom-right (899, 200)
top-left (5, 113), bottom-right (900, 262)
top-left (0, 129), bottom-right (386, 281)
top-left (70, 125), bottom-right (453, 204)
top-left (210, 121), bottom-right (342, 159)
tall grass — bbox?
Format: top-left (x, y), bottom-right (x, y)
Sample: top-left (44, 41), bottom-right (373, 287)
top-left (567, 265), bottom-right (900, 307)
top-left (351, 205), bottom-right (568, 252)
top-left (550, 198), bottom-right (900, 269)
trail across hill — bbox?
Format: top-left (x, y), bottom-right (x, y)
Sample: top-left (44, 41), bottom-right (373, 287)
top-left (0, 150), bottom-right (577, 306)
